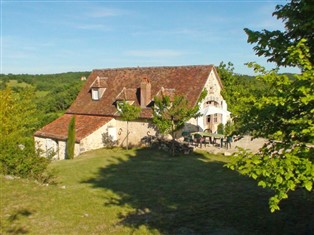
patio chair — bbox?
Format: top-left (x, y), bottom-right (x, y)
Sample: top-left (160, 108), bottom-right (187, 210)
top-left (182, 131), bottom-right (192, 145)
top-left (193, 134), bottom-right (204, 148)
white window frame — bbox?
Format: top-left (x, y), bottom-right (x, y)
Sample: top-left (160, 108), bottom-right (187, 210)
top-left (91, 88), bottom-right (99, 100)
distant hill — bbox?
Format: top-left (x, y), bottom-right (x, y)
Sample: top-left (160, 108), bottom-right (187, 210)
top-left (0, 72), bottom-right (91, 127)
top-left (0, 72), bottom-right (91, 91)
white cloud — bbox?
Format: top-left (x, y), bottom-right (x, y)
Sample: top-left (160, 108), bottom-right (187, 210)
top-left (126, 49), bottom-right (184, 58)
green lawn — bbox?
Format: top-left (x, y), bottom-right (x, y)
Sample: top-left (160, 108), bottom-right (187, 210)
top-left (1, 148), bottom-right (313, 234)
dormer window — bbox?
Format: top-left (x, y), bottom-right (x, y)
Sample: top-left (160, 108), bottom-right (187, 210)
top-left (116, 101), bottom-right (122, 112)
top-left (116, 100), bottom-right (134, 112)
top-left (91, 88), bottom-right (100, 100)
top-left (90, 76), bottom-right (107, 101)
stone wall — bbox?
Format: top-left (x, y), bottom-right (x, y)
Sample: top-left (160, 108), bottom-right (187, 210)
top-left (80, 119), bottom-right (116, 152)
top-left (115, 119), bottom-right (157, 147)
top-left (34, 137), bottom-right (80, 160)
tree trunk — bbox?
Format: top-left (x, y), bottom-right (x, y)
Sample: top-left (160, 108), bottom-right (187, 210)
top-left (171, 120), bottom-right (175, 156)
top-left (126, 121), bottom-right (129, 150)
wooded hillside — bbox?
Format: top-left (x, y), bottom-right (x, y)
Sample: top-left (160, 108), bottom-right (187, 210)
top-left (0, 72), bottom-right (90, 128)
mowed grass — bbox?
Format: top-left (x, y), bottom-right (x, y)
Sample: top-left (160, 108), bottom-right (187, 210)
top-left (1, 148), bottom-right (313, 235)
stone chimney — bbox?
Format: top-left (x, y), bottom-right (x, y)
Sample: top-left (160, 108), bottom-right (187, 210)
top-left (140, 77), bottom-right (151, 108)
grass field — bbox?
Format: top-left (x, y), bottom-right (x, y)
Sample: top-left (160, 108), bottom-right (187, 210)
top-left (1, 148), bottom-right (313, 234)
top-left (5, 80), bottom-right (31, 88)
top-left (3, 80), bottom-right (49, 97)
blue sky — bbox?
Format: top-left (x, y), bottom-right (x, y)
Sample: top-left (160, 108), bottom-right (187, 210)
top-left (1, 0), bottom-right (299, 75)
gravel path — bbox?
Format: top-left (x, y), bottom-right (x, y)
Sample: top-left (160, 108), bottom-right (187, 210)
top-left (198, 135), bottom-right (268, 156)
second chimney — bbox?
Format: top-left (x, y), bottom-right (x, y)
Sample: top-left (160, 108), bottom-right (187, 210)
top-left (140, 77), bottom-right (151, 108)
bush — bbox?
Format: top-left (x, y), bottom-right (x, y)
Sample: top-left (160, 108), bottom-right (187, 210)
top-left (0, 139), bottom-right (52, 183)
top-left (0, 88), bottom-right (53, 182)
top-left (217, 123), bottom-right (224, 135)
top-left (102, 132), bottom-right (118, 149)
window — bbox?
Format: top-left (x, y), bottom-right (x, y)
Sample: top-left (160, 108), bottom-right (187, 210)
top-left (116, 100), bottom-right (135, 112)
top-left (207, 115), bottom-right (211, 123)
top-left (116, 101), bottom-right (123, 112)
top-left (91, 88), bottom-right (99, 100)
top-left (214, 114), bottom-right (218, 123)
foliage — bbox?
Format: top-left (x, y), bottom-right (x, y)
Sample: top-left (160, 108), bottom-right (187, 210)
top-left (152, 96), bottom-right (199, 135)
top-left (152, 91), bottom-right (206, 156)
top-left (37, 82), bottom-right (83, 113)
top-left (66, 116), bottom-right (76, 159)
top-left (244, 0), bottom-right (314, 66)
top-left (241, 40), bottom-right (314, 143)
top-left (0, 72), bottom-right (89, 91)
top-left (0, 72), bottom-right (88, 128)
top-left (227, 144), bottom-right (314, 212)
top-left (217, 62), bottom-right (269, 119)
top-left (117, 101), bottom-right (141, 150)
top-left (0, 88), bottom-right (51, 181)
top-left (102, 132), bottom-right (118, 149)
top-left (217, 61), bottom-right (236, 87)
top-left (216, 121), bottom-right (234, 136)
top-left (36, 81), bottom-right (84, 127)
top-left (217, 123), bottom-right (224, 135)
top-left (227, 40), bottom-right (314, 212)
top-left (224, 120), bottom-right (235, 136)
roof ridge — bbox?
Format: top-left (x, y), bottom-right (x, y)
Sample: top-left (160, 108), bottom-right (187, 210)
top-left (92, 64), bottom-right (214, 72)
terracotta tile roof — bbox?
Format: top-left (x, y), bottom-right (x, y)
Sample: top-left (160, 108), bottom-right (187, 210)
top-left (67, 65), bottom-right (219, 118)
top-left (90, 76), bottom-right (108, 88)
top-left (116, 87), bottom-right (139, 102)
top-left (155, 87), bottom-right (176, 101)
top-left (34, 114), bottom-right (113, 142)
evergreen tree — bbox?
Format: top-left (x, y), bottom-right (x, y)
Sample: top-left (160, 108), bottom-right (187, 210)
top-left (66, 116), bottom-right (76, 159)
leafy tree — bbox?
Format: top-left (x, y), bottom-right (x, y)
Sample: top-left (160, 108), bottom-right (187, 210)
top-left (224, 120), bottom-right (235, 136)
top-left (217, 61), bottom-right (269, 132)
top-left (37, 82), bottom-right (83, 114)
top-left (217, 61), bottom-right (236, 87)
top-left (227, 40), bottom-right (314, 212)
top-left (66, 116), bottom-right (76, 159)
top-left (217, 123), bottom-right (224, 135)
top-left (0, 87), bottom-right (51, 181)
top-left (117, 101), bottom-right (141, 150)
top-left (244, 0), bottom-right (314, 67)
top-left (152, 91), bottom-right (206, 156)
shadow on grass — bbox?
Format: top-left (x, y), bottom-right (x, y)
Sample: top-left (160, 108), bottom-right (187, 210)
top-left (83, 148), bottom-right (314, 235)
top-left (0, 209), bottom-right (32, 234)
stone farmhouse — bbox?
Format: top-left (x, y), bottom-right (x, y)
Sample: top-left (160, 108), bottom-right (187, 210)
top-left (34, 65), bottom-right (230, 160)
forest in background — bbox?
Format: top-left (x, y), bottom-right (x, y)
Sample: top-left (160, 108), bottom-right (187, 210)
top-left (0, 72), bottom-right (90, 128)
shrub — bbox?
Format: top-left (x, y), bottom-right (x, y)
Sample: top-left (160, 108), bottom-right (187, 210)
top-left (217, 123), bottom-right (224, 135)
top-left (66, 116), bottom-right (76, 159)
top-left (102, 132), bottom-right (118, 149)
top-left (0, 88), bottom-right (53, 182)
